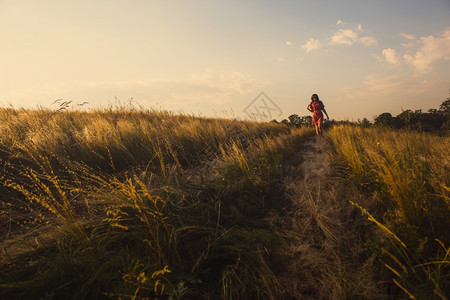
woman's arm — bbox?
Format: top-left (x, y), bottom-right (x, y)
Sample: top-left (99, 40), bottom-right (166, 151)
top-left (307, 104), bottom-right (313, 112)
top-left (323, 108), bottom-right (329, 119)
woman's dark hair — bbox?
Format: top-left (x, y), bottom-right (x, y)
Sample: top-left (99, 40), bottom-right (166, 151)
top-left (311, 94), bottom-right (319, 101)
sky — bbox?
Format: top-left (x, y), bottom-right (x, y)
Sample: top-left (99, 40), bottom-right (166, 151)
top-left (1, 0), bottom-right (449, 121)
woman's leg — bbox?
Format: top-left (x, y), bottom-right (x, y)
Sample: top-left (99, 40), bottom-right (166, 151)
top-left (317, 121), bottom-right (323, 136)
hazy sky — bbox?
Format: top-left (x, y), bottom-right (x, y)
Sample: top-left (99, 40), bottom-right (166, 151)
top-left (1, 0), bottom-right (449, 121)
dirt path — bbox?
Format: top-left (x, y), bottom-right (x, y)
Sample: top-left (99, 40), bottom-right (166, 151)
top-left (300, 137), bottom-right (330, 183)
top-left (273, 135), bottom-right (383, 299)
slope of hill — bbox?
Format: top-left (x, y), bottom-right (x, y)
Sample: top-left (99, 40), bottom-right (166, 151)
top-left (0, 108), bottom-right (448, 299)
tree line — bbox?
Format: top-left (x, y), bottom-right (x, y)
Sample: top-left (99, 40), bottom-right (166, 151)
top-left (372, 97), bottom-right (449, 132)
top-left (273, 96), bottom-right (450, 134)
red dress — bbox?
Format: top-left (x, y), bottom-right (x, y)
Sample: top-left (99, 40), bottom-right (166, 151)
top-left (308, 100), bottom-right (325, 125)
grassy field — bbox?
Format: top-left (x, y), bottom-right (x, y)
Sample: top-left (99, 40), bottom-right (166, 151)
top-left (328, 126), bottom-right (449, 299)
top-left (0, 107), bottom-right (448, 299)
top-left (0, 107), bottom-right (315, 299)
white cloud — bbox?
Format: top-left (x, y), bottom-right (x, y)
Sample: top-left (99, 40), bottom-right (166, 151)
top-left (357, 24), bottom-right (363, 32)
top-left (403, 29), bottom-right (450, 74)
top-left (382, 48), bottom-right (400, 66)
top-left (285, 40), bottom-right (292, 46)
top-left (399, 33), bottom-right (416, 40)
top-left (330, 29), bottom-right (358, 45)
top-left (336, 19), bottom-right (349, 26)
top-left (301, 37), bottom-right (322, 52)
top-left (376, 29), bottom-right (450, 74)
top-left (359, 36), bottom-right (378, 46)
top-left (330, 28), bottom-right (377, 46)
top-left (399, 33), bottom-right (417, 48)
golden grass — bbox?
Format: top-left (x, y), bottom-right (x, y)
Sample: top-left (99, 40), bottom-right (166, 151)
top-left (329, 125), bottom-right (450, 299)
top-left (0, 106), bottom-right (315, 299)
top-left (7, 107), bottom-right (447, 298)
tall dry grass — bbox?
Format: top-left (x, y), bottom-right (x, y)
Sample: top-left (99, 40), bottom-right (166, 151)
top-left (0, 106), bottom-right (315, 299)
top-left (329, 125), bottom-right (449, 299)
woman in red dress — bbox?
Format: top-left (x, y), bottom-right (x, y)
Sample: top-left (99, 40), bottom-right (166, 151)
top-left (307, 94), bottom-right (329, 136)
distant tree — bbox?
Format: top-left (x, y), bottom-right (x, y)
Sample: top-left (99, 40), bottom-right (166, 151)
top-left (358, 118), bottom-right (371, 128)
top-left (390, 117), bottom-right (405, 129)
top-left (397, 110), bottom-right (413, 126)
top-left (373, 96), bottom-right (449, 133)
top-left (422, 112), bottom-right (446, 131)
top-left (397, 107), bottom-right (446, 132)
top-left (439, 97), bottom-right (450, 132)
top-left (374, 112), bottom-right (393, 127)
top-left (288, 114), bottom-right (301, 127)
top-left (439, 97), bottom-right (450, 115)
top-left (441, 119), bottom-right (450, 132)
top-left (301, 115), bottom-right (312, 127)
top-left (271, 115), bottom-right (313, 127)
